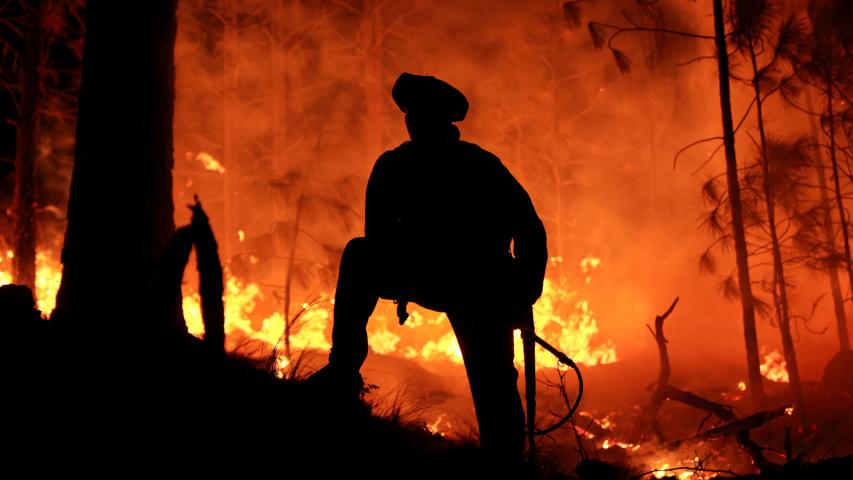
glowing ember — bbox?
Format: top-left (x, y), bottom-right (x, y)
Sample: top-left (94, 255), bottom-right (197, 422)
top-left (0, 252), bottom-right (11, 286)
top-left (760, 349), bottom-right (789, 383)
top-left (238, 230), bottom-right (245, 242)
top-left (274, 354), bottom-right (290, 379)
top-left (196, 151), bottom-right (225, 173)
top-left (785, 406), bottom-right (794, 416)
top-left (601, 439), bottom-right (640, 451)
top-left (737, 381), bottom-right (747, 391)
top-left (426, 414), bottom-right (453, 437)
top-left (653, 463), bottom-right (671, 479)
top-left (579, 255), bottom-right (601, 284)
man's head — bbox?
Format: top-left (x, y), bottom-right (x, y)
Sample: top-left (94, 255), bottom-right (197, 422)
top-left (392, 73), bottom-right (468, 143)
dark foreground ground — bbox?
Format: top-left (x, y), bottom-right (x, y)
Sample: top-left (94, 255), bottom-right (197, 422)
top-left (3, 319), bottom-right (851, 479)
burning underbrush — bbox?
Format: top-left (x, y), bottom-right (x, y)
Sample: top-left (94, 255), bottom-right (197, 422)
top-left (2, 249), bottom-right (852, 478)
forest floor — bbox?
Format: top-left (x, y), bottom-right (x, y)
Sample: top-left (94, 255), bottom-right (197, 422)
top-left (3, 319), bottom-right (852, 479)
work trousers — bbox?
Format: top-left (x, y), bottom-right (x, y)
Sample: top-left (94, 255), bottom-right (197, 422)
top-left (329, 237), bottom-right (525, 463)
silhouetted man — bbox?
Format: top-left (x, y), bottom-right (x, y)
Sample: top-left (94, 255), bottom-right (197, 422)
top-left (314, 73), bottom-right (547, 466)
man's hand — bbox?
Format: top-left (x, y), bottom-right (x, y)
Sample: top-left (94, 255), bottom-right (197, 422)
top-left (512, 260), bottom-right (544, 307)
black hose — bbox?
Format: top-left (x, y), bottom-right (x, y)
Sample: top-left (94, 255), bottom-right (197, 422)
top-left (518, 324), bottom-right (584, 436)
top-left (534, 358), bottom-right (583, 436)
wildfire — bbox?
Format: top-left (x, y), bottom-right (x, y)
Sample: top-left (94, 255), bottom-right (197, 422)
top-left (649, 457), bottom-right (704, 480)
top-left (579, 255), bottom-right (601, 285)
top-left (653, 463), bottom-right (672, 479)
top-left (182, 277), bottom-right (332, 355)
top-left (418, 329), bottom-right (464, 364)
top-left (0, 252), bottom-right (11, 286)
top-left (426, 414), bottom-right (453, 437)
top-left (760, 349), bottom-right (789, 383)
top-left (0, 250), bottom-right (62, 316)
top-left (518, 278), bottom-right (617, 368)
top-left (3, 249), bottom-right (616, 376)
top-left (195, 151), bottom-right (226, 173)
top-left (601, 439), bottom-right (640, 451)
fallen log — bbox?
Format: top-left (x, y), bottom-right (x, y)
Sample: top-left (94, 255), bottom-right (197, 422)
top-left (638, 297), bottom-right (778, 470)
top-left (668, 406), bottom-right (791, 448)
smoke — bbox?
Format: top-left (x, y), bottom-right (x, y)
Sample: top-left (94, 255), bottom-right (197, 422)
top-left (170, 0), bottom-right (832, 382)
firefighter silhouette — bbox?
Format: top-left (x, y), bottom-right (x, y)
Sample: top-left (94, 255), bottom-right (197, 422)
top-left (312, 72), bottom-right (547, 465)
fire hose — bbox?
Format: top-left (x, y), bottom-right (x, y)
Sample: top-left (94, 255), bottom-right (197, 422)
top-left (397, 301), bottom-right (583, 461)
top-left (519, 322), bottom-right (584, 436)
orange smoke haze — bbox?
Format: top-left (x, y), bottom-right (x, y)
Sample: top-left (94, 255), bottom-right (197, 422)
top-left (166, 0), bottom-right (838, 383)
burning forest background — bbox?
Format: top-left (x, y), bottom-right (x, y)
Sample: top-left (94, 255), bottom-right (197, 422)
top-left (1, 0), bottom-right (852, 476)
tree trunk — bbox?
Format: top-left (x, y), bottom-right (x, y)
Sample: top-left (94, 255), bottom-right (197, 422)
top-left (826, 79), bottom-right (853, 351)
top-left (713, 0), bottom-right (765, 408)
top-left (805, 88), bottom-right (849, 352)
top-left (282, 193), bottom-right (304, 362)
top-left (270, 0), bottom-right (289, 179)
top-left (54, 0), bottom-right (178, 334)
top-left (549, 58), bottom-right (564, 282)
top-left (222, 0), bottom-right (237, 263)
top-left (362, 0), bottom-right (384, 171)
top-left (749, 44), bottom-right (806, 425)
top-left (12, 0), bottom-right (45, 291)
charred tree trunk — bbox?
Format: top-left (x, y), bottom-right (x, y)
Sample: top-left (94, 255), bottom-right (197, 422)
top-left (193, 201), bottom-right (225, 353)
top-left (805, 88), bottom-right (849, 352)
top-left (548, 58), bottom-right (565, 282)
top-left (12, 0), bottom-right (45, 291)
top-left (826, 78), bottom-right (853, 350)
top-left (748, 42), bottom-right (806, 425)
top-left (282, 192), bottom-right (304, 361)
top-left (221, 0), bottom-right (238, 264)
top-left (362, 0), bottom-right (384, 171)
top-left (713, 0), bottom-right (765, 408)
top-left (270, 0), bottom-right (289, 181)
top-left (54, 0), bottom-right (178, 334)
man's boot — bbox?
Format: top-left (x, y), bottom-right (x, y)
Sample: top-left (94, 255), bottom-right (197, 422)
top-left (304, 237), bottom-right (377, 404)
top-left (303, 363), bottom-right (364, 404)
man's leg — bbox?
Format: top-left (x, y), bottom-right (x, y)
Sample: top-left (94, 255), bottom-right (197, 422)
top-left (447, 306), bottom-right (525, 467)
top-left (328, 237), bottom-right (379, 375)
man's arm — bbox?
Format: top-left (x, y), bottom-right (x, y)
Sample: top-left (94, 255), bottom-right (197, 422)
top-left (499, 162), bottom-right (548, 305)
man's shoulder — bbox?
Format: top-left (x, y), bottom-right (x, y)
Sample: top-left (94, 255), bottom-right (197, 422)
top-left (380, 141), bottom-right (414, 158)
top-left (375, 140), bottom-right (504, 169)
top-left (371, 142), bottom-right (411, 171)
top-left (458, 140), bottom-right (501, 162)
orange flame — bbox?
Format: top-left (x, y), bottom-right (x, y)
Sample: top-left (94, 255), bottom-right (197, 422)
top-left (760, 349), bottom-right (789, 383)
top-left (0, 251), bottom-right (12, 286)
top-left (0, 250), bottom-right (62, 317)
top-left (196, 152), bottom-right (226, 173)
top-left (3, 250), bottom-right (616, 376)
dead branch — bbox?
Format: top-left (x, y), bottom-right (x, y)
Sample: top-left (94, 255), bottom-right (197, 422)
top-left (636, 296), bottom-right (778, 470)
top-left (673, 406), bottom-right (792, 446)
top-left (662, 385), bottom-right (736, 421)
top-left (639, 297), bottom-right (679, 441)
top-left (191, 197), bottom-right (225, 354)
